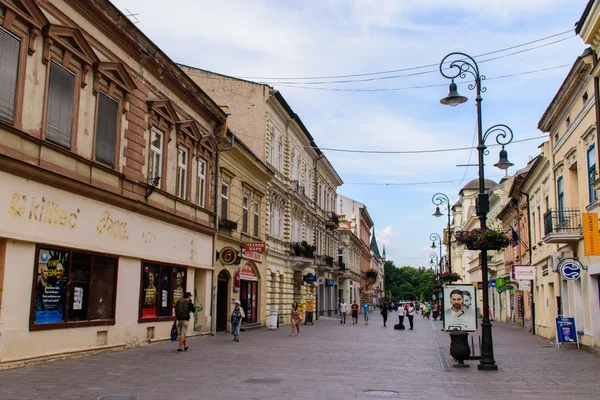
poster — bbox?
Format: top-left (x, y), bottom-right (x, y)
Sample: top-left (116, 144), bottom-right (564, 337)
top-left (443, 284), bottom-right (477, 332)
top-left (161, 289), bottom-right (168, 308)
top-left (556, 317), bottom-right (578, 343)
top-left (34, 248), bottom-right (69, 324)
top-left (172, 268), bottom-right (185, 316)
top-left (268, 309), bottom-right (279, 330)
top-left (73, 287), bottom-right (83, 310)
top-left (141, 264), bottom-right (158, 318)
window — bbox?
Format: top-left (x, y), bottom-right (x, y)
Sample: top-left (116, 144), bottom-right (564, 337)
top-left (278, 205), bottom-right (284, 239)
top-left (140, 262), bottom-right (186, 320)
top-left (587, 144), bottom-right (598, 204)
top-left (177, 147), bottom-right (188, 200)
top-left (0, 27), bottom-right (20, 124)
top-left (269, 201), bottom-right (274, 236)
top-left (242, 196), bottom-right (249, 233)
top-left (149, 128), bottom-right (163, 181)
top-left (290, 152), bottom-right (295, 179)
top-left (565, 116), bottom-right (571, 129)
top-left (297, 159), bottom-right (301, 182)
top-left (557, 176), bottom-right (565, 215)
top-left (296, 215), bottom-right (302, 242)
top-left (197, 159), bottom-right (206, 207)
top-left (583, 91), bottom-right (589, 103)
top-left (253, 203), bottom-right (259, 237)
top-left (269, 128), bottom-right (275, 165)
top-left (221, 183), bottom-right (229, 219)
top-left (46, 61), bottom-right (75, 148)
top-left (31, 246), bottom-right (117, 330)
top-left (95, 92), bottom-right (118, 167)
top-left (278, 140), bottom-right (283, 171)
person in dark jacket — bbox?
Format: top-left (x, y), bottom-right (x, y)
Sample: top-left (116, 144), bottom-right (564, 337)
top-left (175, 292), bottom-right (195, 352)
top-left (380, 299), bottom-right (389, 327)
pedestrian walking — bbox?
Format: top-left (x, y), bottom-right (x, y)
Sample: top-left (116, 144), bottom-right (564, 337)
top-left (229, 300), bottom-right (245, 342)
top-left (175, 291), bottom-right (195, 352)
top-left (407, 302), bottom-right (415, 330)
top-left (380, 299), bottom-right (388, 327)
top-left (339, 299), bottom-right (348, 324)
top-left (291, 301), bottom-right (302, 336)
top-left (351, 300), bottom-right (359, 324)
top-left (432, 303), bottom-right (439, 320)
top-left (362, 301), bottom-right (370, 325)
top-left (397, 303), bottom-right (406, 330)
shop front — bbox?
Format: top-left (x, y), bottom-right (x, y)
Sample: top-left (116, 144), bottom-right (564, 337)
top-left (0, 172), bottom-right (213, 365)
top-left (240, 262), bottom-right (259, 324)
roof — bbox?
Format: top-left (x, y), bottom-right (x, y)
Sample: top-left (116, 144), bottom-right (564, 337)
top-left (459, 178), bottom-right (497, 195)
top-left (370, 228), bottom-right (382, 259)
top-left (576, 0), bottom-right (595, 34)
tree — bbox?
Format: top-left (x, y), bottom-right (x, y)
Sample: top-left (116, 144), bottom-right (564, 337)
top-left (384, 260), bottom-right (435, 302)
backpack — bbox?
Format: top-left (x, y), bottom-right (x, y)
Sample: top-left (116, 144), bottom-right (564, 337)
top-left (175, 298), bottom-right (189, 320)
top-left (231, 308), bottom-right (241, 325)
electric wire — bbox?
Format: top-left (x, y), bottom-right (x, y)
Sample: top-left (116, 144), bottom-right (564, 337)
top-left (342, 173), bottom-right (505, 186)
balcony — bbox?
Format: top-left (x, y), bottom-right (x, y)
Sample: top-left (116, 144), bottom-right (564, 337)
top-left (219, 218), bottom-right (238, 230)
top-left (333, 262), bottom-right (348, 275)
top-left (542, 208), bottom-right (582, 244)
top-left (291, 180), bottom-right (306, 197)
top-left (325, 211), bottom-right (339, 229)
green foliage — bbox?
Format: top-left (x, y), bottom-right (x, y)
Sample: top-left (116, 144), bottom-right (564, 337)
top-left (384, 260), bottom-right (436, 302)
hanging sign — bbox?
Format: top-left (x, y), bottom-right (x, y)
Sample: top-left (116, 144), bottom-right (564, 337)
top-left (513, 265), bottom-right (535, 281)
top-left (518, 281), bottom-right (531, 291)
top-left (303, 273), bottom-right (316, 283)
top-left (245, 242), bottom-right (265, 253)
top-left (325, 279), bottom-right (335, 287)
top-left (558, 258), bottom-right (583, 280)
top-left (233, 271), bottom-right (241, 292)
top-left (582, 213), bottom-right (600, 256)
top-left (489, 278), bottom-right (496, 287)
top-left (219, 246), bottom-right (238, 265)
top-left (241, 249), bottom-right (263, 263)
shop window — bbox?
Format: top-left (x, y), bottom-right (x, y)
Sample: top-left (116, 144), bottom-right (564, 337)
top-left (242, 196), bottom-right (249, 233)
top-left (95, 92), bottom-right (118, 167)
top-left (31, 246), bottom-right (117, 330)
top-left (197, 158), bottom-right (206, 207)
top-left (253, 203), bottom-right (259, 237)
top-left (0, 27), bottom-right (20, 125)
top-left (140, 263), bottom-right (186, 321)
top-left (177, 146), bottom-right (188, 199)
top-left (46, 61), bottom-right (76, 148)
top-left (148, 128), bottom-right (163, 182)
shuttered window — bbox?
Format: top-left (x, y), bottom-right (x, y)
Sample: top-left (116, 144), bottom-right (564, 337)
top-left (95, 92), bottom-right (118, 166)
top-left (46, 62), bottom-right (75, 148)
top-left (0, 28), bottom-right (20, 124)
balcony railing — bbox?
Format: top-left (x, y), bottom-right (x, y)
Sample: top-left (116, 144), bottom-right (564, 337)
top-left (325, 211), bottom-right (339, 229)
top-left (219, 218), bottom-right (238, 230)
top-left (543, 208), bottom-right (582, 244)
top-left (291, 180), bottom-right (306, 197)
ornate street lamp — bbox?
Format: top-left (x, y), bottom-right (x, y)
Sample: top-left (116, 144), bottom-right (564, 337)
top-left (439, 52), bottom-right (515, 371)
top-left (432, 193), bottom-right (452, 273)
top-left (430, 233), bottom-right (442, 275)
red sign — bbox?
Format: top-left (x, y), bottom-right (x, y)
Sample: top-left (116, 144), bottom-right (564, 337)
top-left (240, 263), bottom-right (257, 280)
top-left (245, 242), bottom-right (265, 253)
top-left (242, 249), bottom-right (263, 263)
top-left (234, 271), bottom-right (240, 292)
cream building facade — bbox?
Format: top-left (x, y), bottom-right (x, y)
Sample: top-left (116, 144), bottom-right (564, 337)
top-left (337, 213), bottom-right (363, 305)
top-left (0, 0), bottom-right (227, 366)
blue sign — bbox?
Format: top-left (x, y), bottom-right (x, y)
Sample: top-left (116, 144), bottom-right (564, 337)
top-left (558, 259), bottom-right (583, 280)
top-left (303, 273), bottom-right (316, 283)
top-left (489, 279), bottom-right (496, 287)
top-left (555, 317), bottom-right (578, 343)
top-left (325, 279), bottom-right (335, 287)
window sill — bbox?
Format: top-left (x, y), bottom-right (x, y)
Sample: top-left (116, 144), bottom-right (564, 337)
top-left (138, 316), bottom-right (176, 324)
top-left (29, 319), bottom-right (116, 331)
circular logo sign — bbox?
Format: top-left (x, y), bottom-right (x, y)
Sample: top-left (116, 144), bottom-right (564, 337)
top-left (220, 247), bottom-right (238, 265)
top-left (559, 259), bottom-right (583, 280)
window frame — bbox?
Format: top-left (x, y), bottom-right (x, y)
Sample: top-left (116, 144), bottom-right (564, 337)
top-left (587, 144), bottom-right (598, 204)
top-left (197, 158), bottom-right (207, 208)
top-left (148, 127), bottom-right (164, 182)
top-left (138, 261), bottom-right (187, 323)
top-left (177, 146), bottom-right (189, 200)
top-left (29, 244), bottom-right (118, 331)
top-left (93, 90), bottom-right (121, 168)
top-left (242, 196), bottom-right (249, 234)
top-left (0, 26), bottom-right (23, 127)
top-left (43, 60), bottom-right (78, 150)
top-left (221, 182), bottom-right (229, 219)
top-left (253, 203), bottom-right (260, 238)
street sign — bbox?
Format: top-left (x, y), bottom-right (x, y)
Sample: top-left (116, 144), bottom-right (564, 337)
top-left (558, 258), bottom-right (583, 280)
top-left (513, 265), bottom-right (535, 280)
top-left (303, 273), bottom-right (316, 283)
top-left (245, 242), bottom-right (265, 253)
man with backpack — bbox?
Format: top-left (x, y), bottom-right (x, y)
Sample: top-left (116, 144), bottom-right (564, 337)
top-left (175, 292), bottom-right (195, 352)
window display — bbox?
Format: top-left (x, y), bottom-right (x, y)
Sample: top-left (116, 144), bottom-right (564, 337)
top-left (139, 263), bottom-right (186, 321)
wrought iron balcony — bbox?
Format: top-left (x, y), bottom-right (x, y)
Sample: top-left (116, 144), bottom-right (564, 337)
top-left (543, 208), bottom-right (582, 244)
top-left (325, 211), bottom-right (339, 229)
top-left (219, 218), bottom-right (238, 230)
top-left (291, 180), bottom-right (306, 197)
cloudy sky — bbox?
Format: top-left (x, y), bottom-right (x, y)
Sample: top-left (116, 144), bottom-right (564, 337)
top-left (113, 0), bottom-right (588, 267)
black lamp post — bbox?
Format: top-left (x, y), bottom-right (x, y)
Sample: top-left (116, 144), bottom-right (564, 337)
top-left (439, 52), bottom-right (515, 371)
top-left (430, 233), bottom-right (442, 274)
top-left (432, 193), bottom-right (452, 273)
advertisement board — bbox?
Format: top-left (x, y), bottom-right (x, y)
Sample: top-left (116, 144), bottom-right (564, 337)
top-left (443, 284), bottom-right (477, 332)
top-left (268, 309), bottom-right (279, 330)
top-left (555, 317), bottom-right (579, 349)
top-left (582, 213), bottom-right (600, 256)
top-left (513, 265), bottom-right (535, 281)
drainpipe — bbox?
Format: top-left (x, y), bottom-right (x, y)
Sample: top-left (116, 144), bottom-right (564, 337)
top-left (522, 191), bottom-right (536, 336)
top-left (210, 132), bottom-right (235, 334)
top-left (593, 51), bottom-right (600, 175)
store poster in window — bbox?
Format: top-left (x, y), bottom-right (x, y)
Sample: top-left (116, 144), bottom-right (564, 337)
top-left (172, 268), bottom-right (185, 317)
top-left (142, 265), bottom-right (158, 318)
top-left (34, 248), bottom-right (69, 324)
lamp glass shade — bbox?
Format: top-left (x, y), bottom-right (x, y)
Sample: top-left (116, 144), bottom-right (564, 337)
top-left (494, 148), bottom-right (514, 170)
top-left (440, 82), bottom-right (468, 107)
top-left (433, 206), bottom-right (443, 218)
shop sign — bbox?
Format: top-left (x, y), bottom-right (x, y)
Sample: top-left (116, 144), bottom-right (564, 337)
top-left (240, 263), bottom-right (258, 280)
top-left (518, 281), bottom-right (531, 291)
top-left (556, 317), bottom-right (578, 345)
top-left (234, 271), bottom-right (240, 292)
top-left (582, 213), bottom-right (600, 256)
top-left (325, 279), bottom-right (335, 287)
top-left (496, 277), bottom-right (505, 288)
top-left (218, 246), bottom-right (238, 265)
top-left (558, 258), bottom-right (583, 280)
top-left (267, 309), bottom-right (278, 330)
top-left (489, 279), bottom-right (496, 287)
top-left (245, 242), bottom-right (265, 253)
top-left (241, 249), bottom-right (263, 263)
top-left (303, 273), bottom-right (316, 283)
top-left (513, 265), bottom-right (535, 281)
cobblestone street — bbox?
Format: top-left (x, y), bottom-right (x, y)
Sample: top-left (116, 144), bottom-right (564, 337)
top-left (2, 312), bottom-right (600, 400)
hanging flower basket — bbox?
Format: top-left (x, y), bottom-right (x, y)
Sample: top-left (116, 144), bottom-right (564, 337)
top-left (365, 269), bottom-right (378, 281)
top-left (455, 228), bottom-right (511, 251)
top-left (439, 272), bottom-right (461, 284)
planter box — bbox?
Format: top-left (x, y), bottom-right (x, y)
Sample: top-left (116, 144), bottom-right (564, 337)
top-left (465, 243), bottom-right (504, 251)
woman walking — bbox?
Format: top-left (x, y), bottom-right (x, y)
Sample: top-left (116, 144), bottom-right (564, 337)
top-left (291, 301), bottom-right (302, 336)
top-left (407, 302), bottom-right (415, 330)
top-left (230, 300), bottom-right (245, 342)
top-left (380, 299), bottom-right (388, 327)
top-left (397, 303), bottom-right (406, 330)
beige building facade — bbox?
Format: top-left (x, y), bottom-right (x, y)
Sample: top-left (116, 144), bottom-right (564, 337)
top-left (0, 0), bottom-right (227, 366)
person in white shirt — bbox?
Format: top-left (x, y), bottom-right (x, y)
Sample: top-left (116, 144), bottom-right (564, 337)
top-left (397, 304), bottom-right (406, 330)
top-left (339, 299), bottom-right (348, 324)
top-left (407, 303), bottom-right (415, 330)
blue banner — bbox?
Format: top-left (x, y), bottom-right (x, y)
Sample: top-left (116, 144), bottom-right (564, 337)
top-left (555, 317), bottom-right (578, 343)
